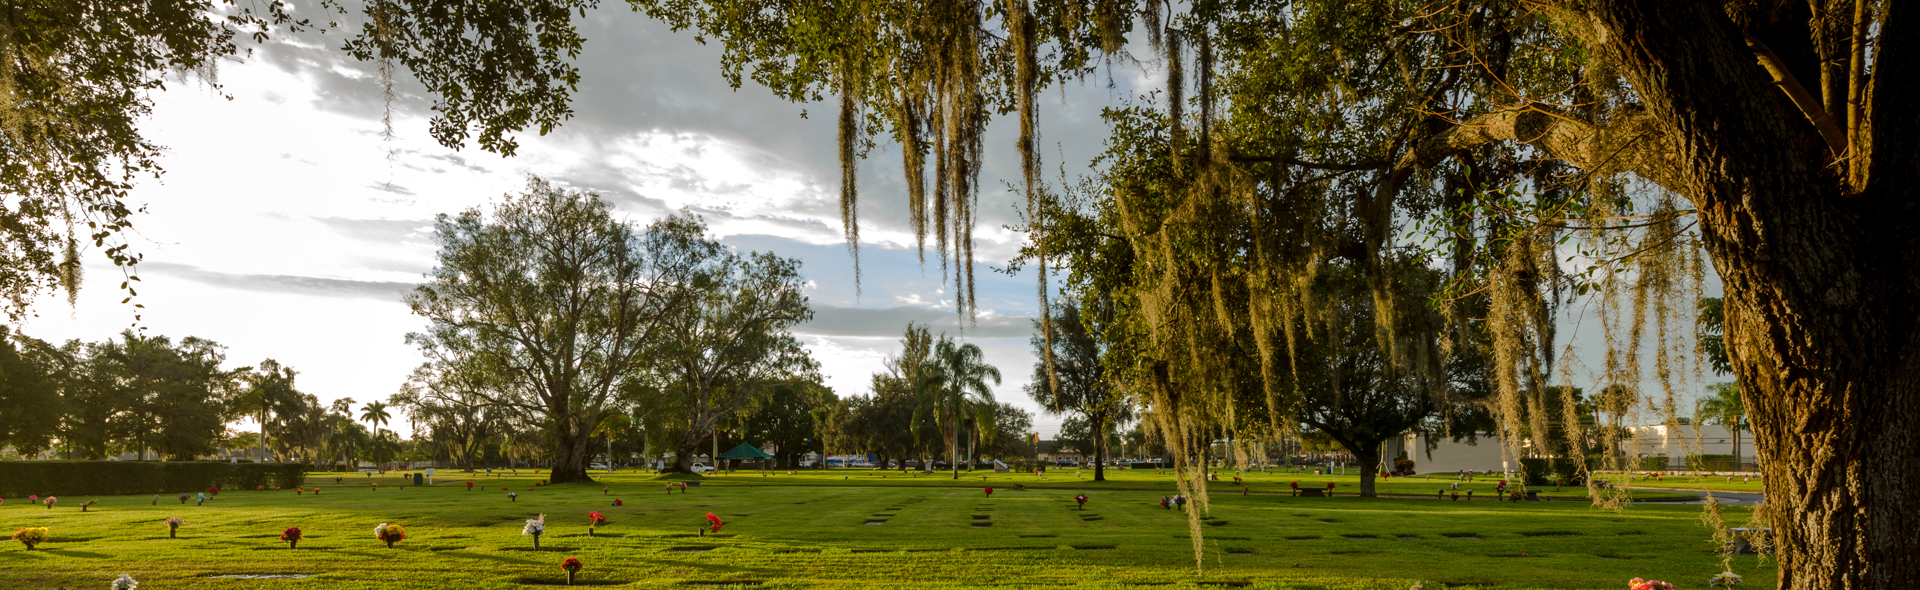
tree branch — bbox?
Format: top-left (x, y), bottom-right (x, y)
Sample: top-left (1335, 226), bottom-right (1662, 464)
top-left (1743, 33), bottom-right (1849, 156)
top-left (1376, 104), bottom-right (1685, 205)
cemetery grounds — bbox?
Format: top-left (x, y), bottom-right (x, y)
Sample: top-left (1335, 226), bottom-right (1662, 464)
top-left (0, 468), bottom-right (1773, 589)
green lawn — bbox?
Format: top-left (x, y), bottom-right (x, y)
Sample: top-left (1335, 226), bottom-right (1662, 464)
top-left (0, 470), bottom-right (1772, 589)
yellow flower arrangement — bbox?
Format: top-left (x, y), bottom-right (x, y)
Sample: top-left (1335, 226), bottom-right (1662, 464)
top-left (12, 527), bottom-right (50, 550)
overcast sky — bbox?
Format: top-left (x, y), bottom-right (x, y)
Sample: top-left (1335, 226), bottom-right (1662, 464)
top-left (18, 6), bottom-right (1724, 442)
top-left (20, 7), bottom-right (1169, 439)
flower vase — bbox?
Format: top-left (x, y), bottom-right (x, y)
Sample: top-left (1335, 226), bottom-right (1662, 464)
top-left (532, 534), bottom-right (541, 550)
top-left (566, 571), bottom-right (575, 586)
top-left (386, 540), bottom-right (395, 549)
top-left (588, 527), bottom-right (595, 537)
top-left (289, 540), bottom-right (299, 549)
top-left (169, 527), bottom-right (177, 539)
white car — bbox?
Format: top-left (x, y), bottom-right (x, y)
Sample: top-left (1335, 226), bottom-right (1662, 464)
top-left (590, 463), bottom-right (609, 470)
top-left (690, 463), bottom-right (715, 473)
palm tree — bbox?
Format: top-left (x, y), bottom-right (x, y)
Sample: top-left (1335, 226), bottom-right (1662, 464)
top-left (360, 401), bottom-right (391, 470)
top-left (360, 401), bottom-right (391, 431)
top-left (916, 337), bottom-right (1001, 480)
top-left (244, 360), bottom-right (298, 463)
top-left (1699, 383), bottom-right (1745, 471)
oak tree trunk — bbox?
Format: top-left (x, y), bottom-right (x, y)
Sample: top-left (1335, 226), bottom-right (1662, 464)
top-left (1355, 447), bottom-right (1380, 498)
top-left (1582, 3), bottom-right (1920, 588)
top-left (1092, 411), bottom-right (1108, 482)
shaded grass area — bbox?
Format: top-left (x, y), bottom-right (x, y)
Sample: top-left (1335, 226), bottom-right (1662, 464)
top-left (1590, 474), bottom-right (1766, 494)
top-left (0, 470), bottom-right (1773, 589)
top-left (695, 466), bottom-right (1699, 501)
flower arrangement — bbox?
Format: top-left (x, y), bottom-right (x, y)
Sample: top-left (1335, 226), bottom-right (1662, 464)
top-left (177, 493), bottom-right (189, 504)
top-left (562, 557), bottom-right (584, 585)
top-left (1075, 494), bottom-right (1088, 509)
top-left (165, 517), bottom-right (184, 538)
top-left (280, 526), bottom-right (303, 549)
top-left (82, 499), bottom-right (96, 512)
top-left (374, 523), bottom-right (406, 549)
top-left (295, 487), bottom-right (304, 495)
top-left (983, 486), bottom-right (993, 497)
top-left (523, 514), bottom-right (547, 550)
top-left (313, 487), bottom-right (321, 495)
top-left (257, 486), bottom-right (266, 491)
top-left (1710, 572), bottom-right (1745, 588)
top-left (509, 492), bottom-right (519, 502)
top-left (704, 513), bottom-right (723, 535)
top-left (28, 494), bottom-right (38, 502)
top-left (467, 482), bottom-right (474, 491)
top-left (602, 487), bottom-right (609, 495)
top-left (612, 499), bottom-right (623, 507)
top-left (43, 496), bottom-right (57, 509)
top-left (1630, 578), bottom-right (1676, 590)
top-left (370, 483), bottom-right (379, 491)
top-left (195, 493), bottom-right (207, 506)
top-left (12, 527), bottom-right (50, 550)
top-left (111, 574), bottom-right (138, 589)
top-left (207, 487), bottom-right (219, 496)
top-left (588, 511), bottom-right (607, 527)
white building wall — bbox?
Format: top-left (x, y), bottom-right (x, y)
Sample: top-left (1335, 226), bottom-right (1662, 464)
top-left (1623, 424), bottom-right (1755, 467)
top-left (1386, 432), bottom-right (1510, 475)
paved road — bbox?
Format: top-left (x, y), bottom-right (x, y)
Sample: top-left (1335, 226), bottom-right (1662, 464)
top-left (1631, 487), bottom-right (1765, 505)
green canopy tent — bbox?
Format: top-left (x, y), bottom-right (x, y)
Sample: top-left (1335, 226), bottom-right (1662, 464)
top-left (716, 443), bottom-right (773, 472)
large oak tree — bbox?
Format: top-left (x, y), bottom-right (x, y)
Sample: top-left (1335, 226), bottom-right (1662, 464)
top-left (407, 177), bottom-right (718, 483)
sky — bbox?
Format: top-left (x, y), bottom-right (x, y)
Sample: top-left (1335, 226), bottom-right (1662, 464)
top-left (20, 7), bottom-right (1167, 439)
top-left (18, 6), bottom-right (1725, 442)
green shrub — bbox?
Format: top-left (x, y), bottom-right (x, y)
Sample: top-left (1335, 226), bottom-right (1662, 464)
top-left (1518, 458), bottom-right (1550, 486)
top-left (0, 461), bottom-right (310, 496)
top-left (1639, 456), bottom-right (1671, 471)
top-left (1515, 457), bottom-right (1587, 486)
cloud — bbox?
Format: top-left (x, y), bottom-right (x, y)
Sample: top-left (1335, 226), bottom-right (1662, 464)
top-left (367, 182), bottom-right (416, 196)
top-left (140, 262), bottom-right (417, 301)
top-left (798, 304), bottom-right (1035, 339)
top-left (312, 217), bottom-right (435, 244)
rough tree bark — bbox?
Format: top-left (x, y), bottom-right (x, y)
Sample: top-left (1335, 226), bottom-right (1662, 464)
top-left (1092, 411), bottom-right (1108, 482)
top-left (1573, 4), bottom-right (1920, 588)
top-left (1397, 2), bottom-right (1918, 587)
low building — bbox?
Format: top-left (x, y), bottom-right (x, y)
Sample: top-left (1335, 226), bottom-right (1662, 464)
top-left (1623, 424), bottom-right (1755, 469)
top-left (1385, 432), bottom-right (1511, 475)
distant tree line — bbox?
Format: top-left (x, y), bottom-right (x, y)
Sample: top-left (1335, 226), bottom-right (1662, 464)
top-left (0, 327), bottom-right (383, 464)
top-left (818, 323), bottom-right (1032, 478)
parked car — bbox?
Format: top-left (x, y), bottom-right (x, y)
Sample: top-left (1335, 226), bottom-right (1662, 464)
top-left (590, 462), bottom-right (609, 470)
top-left (690, 463), bottom-right (715, 473)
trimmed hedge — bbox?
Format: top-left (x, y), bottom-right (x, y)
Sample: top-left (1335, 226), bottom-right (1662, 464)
top-left (1685, 454), bottom-right (1740, 471)
top-left (0, 461), bottom-right (308, 497)
top-left (1639, 456), bottom-right (1672, 470)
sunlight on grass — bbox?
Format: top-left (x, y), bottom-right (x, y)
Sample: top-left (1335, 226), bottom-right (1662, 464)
top-left (0, 470), bottom-right (1772, 589)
